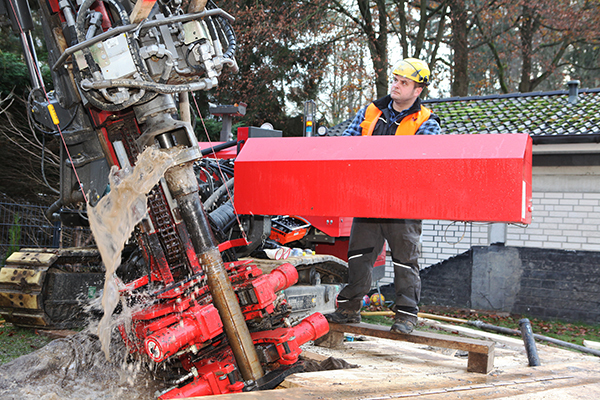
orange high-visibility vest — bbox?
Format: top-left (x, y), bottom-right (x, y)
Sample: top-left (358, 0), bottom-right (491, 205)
top-left (360, 103), bottom-right (431, 136)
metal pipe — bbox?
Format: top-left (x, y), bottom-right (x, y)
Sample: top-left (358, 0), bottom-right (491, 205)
top-left (164, 162), bottom-right (264, 382)
top-left (519, 318), bottom-right (541, 366)
top-left (568, 80), bottom-right (580, 105)
top-left (200, 140), bottom-right (238, 156)
top-left (52, 9), bottom-right (235, 71)
top-left (179, 92), bottom-right (191, 124)
top-left (531, 332), bottom-right (600, 357)
top-left (470, 320), bottom-right (600, 357)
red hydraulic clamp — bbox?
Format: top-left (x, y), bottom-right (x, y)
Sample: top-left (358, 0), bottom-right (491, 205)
top-left (237, 263), bottom-right (298, 319)
top-left (158, 360), bottom-right (244, 399)
top-left (251, 312), bottom-right (329, 365)
top-left (144, 303), bottom-right (224, 362)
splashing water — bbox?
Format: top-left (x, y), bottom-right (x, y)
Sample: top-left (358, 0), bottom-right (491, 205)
top-left (88, 146), bottom-right (177, 360)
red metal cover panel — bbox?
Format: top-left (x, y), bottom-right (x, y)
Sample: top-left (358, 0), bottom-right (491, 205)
top-left (234, 134), bottom-right (532, 224)
top-left (302, 216), bottom-right (352, 238)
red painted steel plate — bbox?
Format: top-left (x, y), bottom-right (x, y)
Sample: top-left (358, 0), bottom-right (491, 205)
top-left (234, 134), bottom-right (532, 224)
top-left (302, 216), bottom-right (352, 238)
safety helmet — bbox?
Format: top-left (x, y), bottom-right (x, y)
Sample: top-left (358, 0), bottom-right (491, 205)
top-left (392, 58), bottom-right (431, 86)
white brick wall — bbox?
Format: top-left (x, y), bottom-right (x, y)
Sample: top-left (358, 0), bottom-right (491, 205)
top-left (420, 220), bottom-right (488, 266)
top-left (507, 191), bottom-right (600, 252)
top-left (375, 164), bottom-right (600, 285)
top-left (378, 220), bottom-right (490, 284)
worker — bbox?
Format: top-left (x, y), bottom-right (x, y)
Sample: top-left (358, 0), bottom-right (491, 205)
top-left (325, 58), bottom-right (441, 334)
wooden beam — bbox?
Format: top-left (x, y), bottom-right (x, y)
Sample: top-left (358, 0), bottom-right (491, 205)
top-left (130, 0), bottom-right (157, 23)
top-left (327, 322), bottom-right (495, 374)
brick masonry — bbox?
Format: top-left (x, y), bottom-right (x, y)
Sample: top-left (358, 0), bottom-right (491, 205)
top-left (416, 190), bottom-right (600, 271)
top-left (419, 249), bottom-right (472, 308)
top-left (376, 182), bottom-right (600, 286)
top-left (419, 245), bottom-right (600, 324)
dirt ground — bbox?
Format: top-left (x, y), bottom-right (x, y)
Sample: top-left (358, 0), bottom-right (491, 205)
top-left (208, 319), bottom-right (600, 400)
top-left (0, 320), bottom-right (598, 400)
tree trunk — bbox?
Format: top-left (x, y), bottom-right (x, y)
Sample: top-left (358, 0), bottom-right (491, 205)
top-left (518, 4), bottom-right (536, 93)
top-left (395, 0), bottom-right (409, 57)
top-left (448, 0), bottom-right (469, 97)
top-left (358, 0), bottom-right (388, 98)
top-left (413, 0), bottom-right (428, 58)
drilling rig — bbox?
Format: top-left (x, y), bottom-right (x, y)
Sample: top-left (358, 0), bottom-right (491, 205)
top-left (0, 0), bottom-right (535, 397)
top-left (0, 0), bottom-right (333, 397)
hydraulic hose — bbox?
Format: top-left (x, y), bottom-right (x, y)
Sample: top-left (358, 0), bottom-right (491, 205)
top-left (217, 16), bottom-right (236, 60)
top-left (73, 0), bottom-right (157, 110)
top-left (80, 77), bottom-right (216, 94)
top-left (207, 1), bottom-right (236, 60)
top-left (209, 201), bottom-right (235, 231)
top-left (53, 9), bottom-right (235, 71)
top-left (203, 177), bottom-right (234, 210)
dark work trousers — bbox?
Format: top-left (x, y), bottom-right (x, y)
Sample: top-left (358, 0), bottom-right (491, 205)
top-left (337, 217), bottom-right (422, 321)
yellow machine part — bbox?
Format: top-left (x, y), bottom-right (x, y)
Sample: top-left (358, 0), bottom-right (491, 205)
top-left (0, 248), bottom-right (104, 329)
top-left (0, 250), bottom-right (57, 327)
top-left (0, 268), bottom-right (44, 307)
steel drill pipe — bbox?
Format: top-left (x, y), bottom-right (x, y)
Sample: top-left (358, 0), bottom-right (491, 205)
top-left (165, 162), bottom-right (264, 381)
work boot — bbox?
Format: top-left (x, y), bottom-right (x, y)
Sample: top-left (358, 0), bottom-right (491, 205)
top-left (390, 312), bottom-right (418, 334)
top-left (390, 319), bottom-right (415, 334)
top-left (324, 309), bottom-right (361, 324)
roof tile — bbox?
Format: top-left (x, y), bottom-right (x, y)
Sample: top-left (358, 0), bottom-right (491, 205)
top-left (327, 88), bottom-right (600, 142)
top-left (424, 88), bottom-right (600, 141)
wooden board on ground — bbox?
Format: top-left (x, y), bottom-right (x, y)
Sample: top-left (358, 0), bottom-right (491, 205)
top-left (191, 360), bottom-right (600, 400)
top-left (326, 322), bottom-right (495, 374)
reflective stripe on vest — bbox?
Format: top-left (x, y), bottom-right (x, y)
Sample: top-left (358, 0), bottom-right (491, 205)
top-left (359, 103), bottom-right (431, 136)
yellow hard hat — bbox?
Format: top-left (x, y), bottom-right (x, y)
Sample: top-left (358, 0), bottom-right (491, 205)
top-left (392, 58), bottom-right (431, 86)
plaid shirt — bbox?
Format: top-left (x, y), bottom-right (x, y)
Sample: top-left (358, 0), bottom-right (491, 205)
top-left (343, 99), bottom-right (440, 136)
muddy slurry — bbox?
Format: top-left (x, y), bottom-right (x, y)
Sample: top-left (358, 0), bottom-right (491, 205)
top-left (0, 331), bottom-right (163, 399)
top-left (88, 146), bottom-right (177, 360)
top-left (0, 146), bottom-right (177, 399)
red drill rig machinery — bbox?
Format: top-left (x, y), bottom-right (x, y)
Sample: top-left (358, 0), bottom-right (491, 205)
top-left (0, 0), bottom-right (331, 397)
top-left (1, 0), bottom-right (533, 396)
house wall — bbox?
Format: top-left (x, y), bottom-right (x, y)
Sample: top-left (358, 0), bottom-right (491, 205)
top-left (377, 164), bottom-right (600, 285)
top-left (506, 166), bottom-right (600, 251)
top-left (419, 245), bottom-right (600, 324)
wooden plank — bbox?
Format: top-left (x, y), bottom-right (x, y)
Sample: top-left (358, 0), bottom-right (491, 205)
top-left (327, 322), bottom-right (495, 374)
top-left (313, 331), bottom-right (344, 349)
top-left (467, 351), bottom-right (495, 374)
top-left (130, 0), bottom-right (157, 23)
top-left (329, 322), bottom-right (493, 353)
top-left (195, 361), bottom-right (600, 399)
top-left (584, 339), bottom-right (600, 350)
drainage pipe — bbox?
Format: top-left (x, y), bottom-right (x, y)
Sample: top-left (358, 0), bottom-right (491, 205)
top-left (519, 318), bottom-right (541, 366)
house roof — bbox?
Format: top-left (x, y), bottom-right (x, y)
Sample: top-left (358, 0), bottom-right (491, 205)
top-left (424, 87), bottom-right (600, 144)
top-left (328, 87), bottom-right (600, 144)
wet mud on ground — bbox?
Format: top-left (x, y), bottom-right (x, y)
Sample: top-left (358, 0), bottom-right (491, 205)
top-left (0, 330), bottom-right (355, 400)
top-left (0, 331), bottom-right (162, 400)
